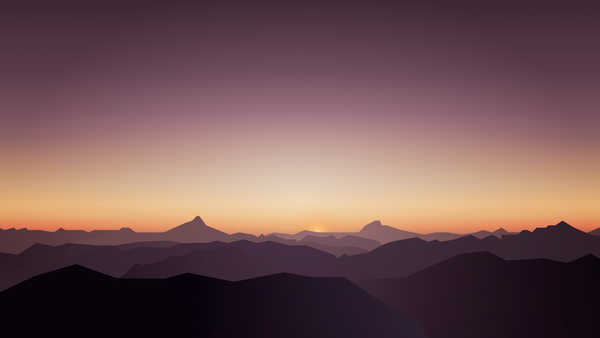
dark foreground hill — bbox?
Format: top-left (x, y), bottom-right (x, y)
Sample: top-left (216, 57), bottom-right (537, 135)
top-left (0, 265), bottom-right (425, 338)
top-left (359, 252), bottom-right (600, 338)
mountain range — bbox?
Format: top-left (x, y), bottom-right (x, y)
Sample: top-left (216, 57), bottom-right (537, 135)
top-left (359, 252), bottom-right (600, 338)
top-left (1, 217), bottom-right (600, 338)
top-left (3, 220), bottom-right (598, 291)
top-left (339, 221), bottom-right (600, 279)
top-left (0, 216), bottom-right (371, 256)
top-left (272, 220), bottom-right (515, 243)
top-left (0, 216), bottom-right (524, 256)
top-left (0, 265), bottom-right (425, 338)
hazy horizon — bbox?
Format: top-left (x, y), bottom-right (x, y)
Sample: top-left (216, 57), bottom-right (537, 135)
top-left (0, 216), bottom-right (595, 235)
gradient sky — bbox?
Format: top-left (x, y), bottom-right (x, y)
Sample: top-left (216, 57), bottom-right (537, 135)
top-left (1, 0), bottom-right (599, 234)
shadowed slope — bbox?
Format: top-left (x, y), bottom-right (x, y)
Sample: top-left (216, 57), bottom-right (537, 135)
top-left (272, 220), bottom-right (515, 243)
top-left (260, 234), bottom-right (374, 256)
top-left (124, 240), bottom-right (341, 279)
top-left (302, 234), bottom-right (380, 251)
top-left (0, 265), bottom-right (425, 338)
top-left (359, 252), bottom-right (600, 338)
top-left (341, 221), bottom-right (600, 279)
top-left (163, 216), bottom-right (230, 242)
top-left (3, 221), bottom-right (597, 291)
top-left (589, 227), bottom-right (600, 236)
top-left (0, 241), bottom-right (229, 290)
top-left (357, 220), bottom-right (420, 243)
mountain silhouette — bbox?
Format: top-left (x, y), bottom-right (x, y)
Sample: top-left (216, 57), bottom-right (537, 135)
top-left (469, 227), bottom-right (513, 239)
top-left (0, 265), bottom-right (425, 338)
top-left (4, 220), bottom-right (598, 290)
top-left (340, 221), bottom-right (600, 279)
top-left (302, 234), bottom-right (380, 251)
top-left (357, 220), bottom-right (420, 243)
top-left (589, 227), bottom-right (600, 236)
top-left (257, 234), bottom-right (372, 256)
top-left (0, 216), bottom-right (248, 253)
top-left (359, 252), bottom-right (600, 338)
top-left (124, 240), bottom-right (342, 280)
top-left (271, 220), bottom-right (516, 243)
top-left (1, 216), bottom-right (523, 254)
top-left (0, 241), bottom-right (233, 290)
top-left (163, 216), bottom-right (230, 242)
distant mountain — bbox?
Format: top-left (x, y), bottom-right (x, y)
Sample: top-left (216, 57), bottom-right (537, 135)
top-left (302, 235), bottom-right (380, 251)
top-left (124, 240), bottom-right (342, 280)
top-left (0, 241), bottom-right (230, 290)
top-left (2, 220), bottom-right (598, 290)
top-left (0, 216), bottom-right (250, 253)
top-left (163, 216), bottom-right (230, 242)
top-left (0, 217), bottom-right (377, 255)
top-left (255, 234), bottom-right (369, 256)
top-left (272, 230), bottom-right (355, 240)
top-left (469, 227), bottom-right (513, 239)
top-left (0, 265), bottom-right (425, 338)
top-left (357, 220), bottom-right (420, 243)
top-left (271, 220), bottom-right (516, 244)
top-left (589, 227), bottom-right (600, 236)
top-left (417, 232), bottom-right (462, 241)
top-left (1, 217), bottom-right (523, 254)
top-left (359, 252), bottom-right (600, 338)
top-left (340, 221), bottom-right (600, 279)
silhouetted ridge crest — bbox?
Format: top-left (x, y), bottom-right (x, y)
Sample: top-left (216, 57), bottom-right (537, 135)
top-left (534, 220), bottom-right (585, 235)
top-left (0, 265), bottom-right (425, 338)
top-left (570, 254), bottom-right (600, 265)
top-left (21, 264), bottom-right (116, 286)
top-left (362, 220), bottom-right (383, 229)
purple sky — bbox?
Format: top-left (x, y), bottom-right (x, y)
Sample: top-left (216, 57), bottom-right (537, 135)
top-left (2, 0), bottom-right (600, 233)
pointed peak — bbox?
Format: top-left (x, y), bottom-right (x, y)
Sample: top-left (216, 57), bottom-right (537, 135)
top-left (360, 220), bottom-right (384, 232)
top-left (365, 220), bottom-right (382, 227)
top-left (551, 221), bottom-right (582, 232)
top-left (534, 220), bottom-right (584, 234)
top-left (182, 216), bottom-right (208, 227)
top-left (493, 227), bottom-right (508, 234)
top-left (38, 264), bottom-right (114, 280)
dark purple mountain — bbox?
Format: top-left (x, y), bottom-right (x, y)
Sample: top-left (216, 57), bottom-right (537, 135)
top-left (589, 227), bottom-right (600, 236)
top-left (340, 221), bottom-right (600, 279)
top-left (272, 220), bottom-right (516, 243)
top-left (302, 234), bottom-right (380, 250)
top-left (0, 241), bottom-right (230, 290)
top-left (0, 265), bottom-right (425, 338)
top-left (163, 216), bottom-right (230, 242)
top-left (3, 220), bottom-right (597, 291)
top-left (255, 234), bottom-right (370, 256)
top-left (469, 227), bottom-right (513, 239)
top-left (357, 220), bottom-right (420, 243)
top-left (124, 240), bottom-right (341, 280)
top-left (359, 252), bottom-right (600, 338)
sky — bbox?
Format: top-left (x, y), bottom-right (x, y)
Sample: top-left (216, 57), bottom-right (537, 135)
top-left (1, 0), bottom-right (599, 234)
